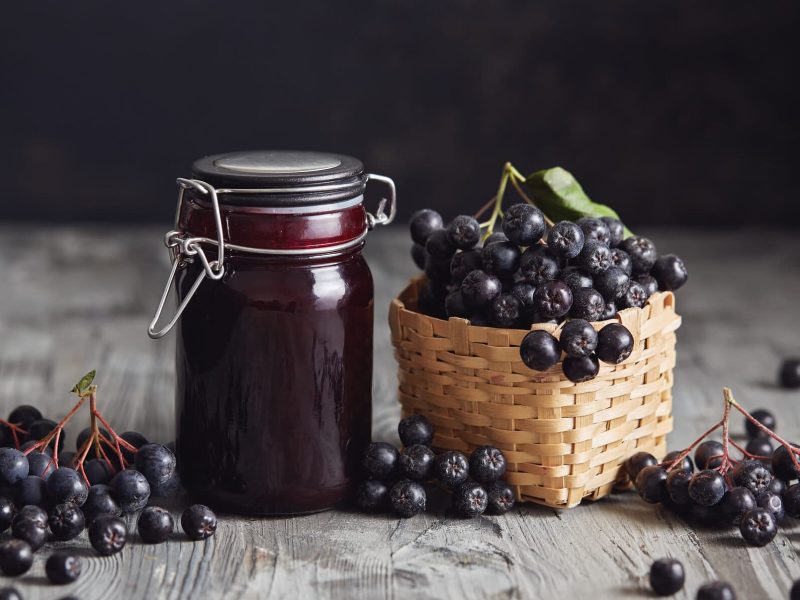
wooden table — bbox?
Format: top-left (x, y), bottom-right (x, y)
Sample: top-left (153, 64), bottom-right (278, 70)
top-left (0, 226), bottom-right (798, 599)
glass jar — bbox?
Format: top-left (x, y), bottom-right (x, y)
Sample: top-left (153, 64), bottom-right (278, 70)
top-left (148, 150), bottom-right (396, 515)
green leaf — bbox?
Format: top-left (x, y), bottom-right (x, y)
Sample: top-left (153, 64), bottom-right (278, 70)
top-left (523, 167), bottom-right (633, 238)
top-left (71, 370), bottom-right (96, 395)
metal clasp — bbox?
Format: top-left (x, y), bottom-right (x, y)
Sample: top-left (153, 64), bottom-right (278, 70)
top-left (365, 173), bottom-right (397, 229)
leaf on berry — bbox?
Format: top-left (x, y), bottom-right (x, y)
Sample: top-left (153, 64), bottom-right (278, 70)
top-left (524, 167), bottom-right (634, 238)
top-left (72, 370), bottom-right (96, 395)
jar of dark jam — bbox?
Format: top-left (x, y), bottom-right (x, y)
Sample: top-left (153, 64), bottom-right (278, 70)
top-left (148, 150), bottom-right (396, 515)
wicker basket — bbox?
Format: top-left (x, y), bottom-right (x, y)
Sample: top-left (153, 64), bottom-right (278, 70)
top-left (389, 276), bottom-right (682, 509)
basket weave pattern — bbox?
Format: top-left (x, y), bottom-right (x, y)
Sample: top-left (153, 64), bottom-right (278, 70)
top-left (389, 277), bottom-right (682, 508)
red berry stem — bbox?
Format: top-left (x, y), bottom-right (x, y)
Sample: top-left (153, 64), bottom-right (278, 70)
top-left (661, 419), bottom-right (724, 472)
top-left (0, 419), bottom-right (27, 449)
top-left (729, 438), bottom-right (769, 461)
top-left (22, 393), bottom-right (88, 456)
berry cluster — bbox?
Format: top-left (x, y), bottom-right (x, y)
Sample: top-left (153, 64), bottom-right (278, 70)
top-left (356, 415), bottom-right (515, 518)
top-left (625, 388), bottom-right (800, 547)
top-left (0, 372), bottom-right (217, 585)
top-left (408, 177), bottom-right (686, 383)
top-left (649, 558), bottom-right (738, 598)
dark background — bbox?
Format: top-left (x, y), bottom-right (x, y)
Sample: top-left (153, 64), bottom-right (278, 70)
top-left (2, 1), bottom-right (797, 226)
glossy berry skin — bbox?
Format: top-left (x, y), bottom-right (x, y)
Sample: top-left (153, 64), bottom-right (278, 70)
top-left (720, 487), bottom-right (755, 524)
top-left (0, 449), bottom-right (29, 487)
top-left (619, 236), bottom-right (657, 275)
top-left (445, 290), bottom-right (470, 318)
top-left (771, 444), bottom-right (800, 482)
top-left (600, 301), bottom-right (617, 320)
top-left (489, 294), bottom-right (521, 328)
top-left (461, 270), bottom-right (502, 309)
top-left (481, 242), bottom-right (521, 279)
top-left (780, 358), bottom-right (800, 389)
top-left (109, 469), bottom-right (150, 514)
top-left (594, 267), bottom-right (629, 301)
top-left (26, 452), bottom-right (54, 480)
top-left (618, 281), bottom-right (648, 309)
top-left (510, 283), bottom-right (537, 318)
top-left (138, 506), bottom-right (174, 544)
top-left (745, 409), bottom-right (775, 439)
top-left (689, 469), bottom-right (727, 506)
top-left (0, 540), bottom-right (33, 576)
top-left (446, 215), bottom-right (481, 250)
top-left (569, 288), bottom-right (605, 321)
top-left (425, 229), bottom-right (457, 261)
top-left (49, 503), bottom-right (85, 541)
top-left (409, 209), bottom-right (443, 245)
top-left (739, 507), bottom-right (777, 546)
top-left (666, 469), bottom-right (692, 505)
top-left (47, 468), bottom-right (89, 506)
top-left (635, 274), bottom-right (659, 297)
top-left (745, 437), bottom-right (773, 458)
top-left (560, 267), bottom-right (593, 292)
top-left (625, 452), bottom-right (657, 481)
top-left (533, 280), bottom-right (573, 319)
top-left (663, 450), bottom-right (693, 473)
top-left (135, 444), bottom-right (177, 486)
top-left (595, 323), bottom-right (634, 364)
top-left (635, 465), bottom-right (668, 504)
top-left (398, 415), bottom-right (434, 447)
top-left (0, 497), bottom-right (13, 533)
top-left (576, 217), bottom-right (611, 246)
top-left (76, 427), bottom-right (113, 455)
top-left (649, 558), bottom-right (685, 596)
top-left (399, 444), bottom-right (436, 480)
top-left (362, 442), bottom-right (399, 480)
top-left (486, 481), bottom-right (515, 515)
top-left (470, 446), bottom-right (507, 484)
top-left (89, 515), bottom-right (128, 555)
top-left (356, 480), bottom-right (388, 511)
top-left (11, 518), bottom-right (46, 551)
top-left (502, 203), bottom-right (545, 246)
top-left (731, 460), bottom-right (772, 496)
top-left (12, 505), bottom-right (47, 529)
top-left (453, 481), bottom-right (488, 517)
top-left (695, 440), bottom-right (724, 470)
top-left (82, 484), bottom-right (121, 523)
top-left (450, 249), bottom-right (483, 283)
top-left (756, 490), bottom-right (785, 521)
top-left (696, 581), bottom-right (736, 600)
top-left (27, 419), bottom-right (63, 451)
top-left (435, 451), bottom-right (470, 488)
top-left (576, 241), bottom-right (611, 275)
top-left (411, 243), bottom-right (426, 270)
top-left (609, 248), bottom-right (633, 276)
top-left (651, 254), bottom-right (688, 291)
top-left (45, 553), bottom-right (82, 585)
top-left (601, 217), bottom-right (624, 247)
top-left (484, 231), bottom-right (508, 245)
top-left (562, 355), bottom-right (599, 383)
top-left (559, 319), bottom-right (598, 358)
top-left (84, 458), bottom-right (114, 486)
top-left (8, 405), bottom-right (42, 429)
top-left (547, 221), bottom-right (584, 259)
top-left (520, 330), bottom-right (561, 371)
top-left (181, 505), bottom-right (217, 540)
top-left (389, 480), bottom-right (426, 517)
top-left (765, 476), bottom-right (786, 497)
top-left (0, 587), bottom-right (22, 600)
top-left (783, 484), bottom-right (800, 518)
top-left (12, 476), bottom-right (47, 508)
top-left (519, 250), bottom-right (560, 286)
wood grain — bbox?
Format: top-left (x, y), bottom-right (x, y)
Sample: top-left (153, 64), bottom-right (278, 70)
top-left (0, 225), bottom-right (798, 599)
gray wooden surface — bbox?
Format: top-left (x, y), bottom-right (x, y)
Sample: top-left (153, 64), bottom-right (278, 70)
top-left (0, 225), bottom-right (799, 600)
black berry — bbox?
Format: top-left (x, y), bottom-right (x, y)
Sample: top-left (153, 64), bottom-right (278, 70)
top-left (601, 217), bottom-right (624, 247)
top-left (135, 443), bottom-right (177, 487)
top-left (89, 515), bottom-right (128, 555)
top-left (533, 280), bottom-right (573, 319)
top-left (519, 249), bottom-right (560, 286)
top-left (8, 405), bottom-right (42, 429)
top-left (446, 215), bottom-right (481, 250)
top-left (745, 437), bottom-right (773, 458)
top-left (362, 442), bottom-right (399, 480)
top-left (609, 248), bottom-right (633, 275)
top-left (12, 476), bottom-right (47, 508)
top-left (663, 450), bottom-right (693, 473)
top-left (356, 480), bottom-right (388, 512)
top-left (82, 484), bottom-right (121, 523)
top-left (576, 217), bottom-right (611, 246)
top-left (450, 249), bottom-right (483, 283)
top-left (562, 355), bottom-right (599, 383)
top-left (635, 274), bottom-right (659, 297)
top-left (0, 449), bottom-right (29, 487)
top-left (46, 467), bottom-right (89, 506)
top-left (546, 221), bottom-right (584, 259)
top-left (696, 581), bottom-right (736, 600)
top-left (780, 358), bottom-right (800, 389)
top-left (635, 465), bottom-right (668, 504)
top-left (593, 267), bottom-right (629, 301)
top-left (745, 409), bottom-right (775, 439)
top-left (49, 503), bottom-right (85, 541)
top-left (649, 558), bottom-right (685, 596)
top-left (783, 483), bottom-right (800, 518)
top-left (411, 243), bottom-right (426, 270)
top-left (435, 451), bottom-right (470, 488)
top-left (398, 415), bottom-right (434, 447)
top-left (137, 506), bottom-right (174, 543)
top-left (510, 283), bottom-right (537, 318)
top-left (453, 481), bottom-right (488, 517)
top-left (502, 203), bottom-right (545, 246)
top-left (469, 446), bottom-right (507, 484)
top-left (389, 480), bottom-right (426, 517)
top-left (560, 267), bottom-right (593, 292)
top-left (445, 289), bottom-right (470, 318)
top-left (83, 458), bottom-right (113, 486)
top-left (425, 229), bottom-right (456, 260)
top-left (688, 469), bottom-right (727, 506)
top-left (576, 241), bottom-right (612, 275)
top-left (731, 460), bottom-right (772, 496)
top-left (409, 209), bottom-right (443, 245)
top-left (756, 490), bottom-right (785, 521)
top-left (181, 504), bottom-right (217, 540)
top-left (651, 254), bottom-right (688, 291)
top-left (695, 440), bottom-right (724, 470)
top-left (619, 236), bottom-right (657, 275)
top-left (570, 288), bottom-right (605, 321)
top-left (0, 497), bottom-right (13, 533)
top-left (109, 469), bottom-right (150, 513)
top-left (0, 540), bottom-right (33, 576)
top-left (771, 444), bottom-right (800, 482)
top-left (486, 481), bottom-right (515, 515)
top-left (625, 451), bottom-right (657, 481)
top-left (45, 553), bottom-right (81, 584)
top-left (520, 330), bottom-right (561, 371)
top-left (12, 505), bottom-right (46, 529)
top-left (11, 517), bottom-right (47, 551)
top-left (595, 323), bottom-right (634, 364)
top-left (481, 241), bottom-right (521, 279)
top-left (559, 319), bottom-right (598, 358)
top-left (720, 487), bottom-right (755, 524)
top-left (461, 270), bottom-right (502, 309)
top-left (666, 469), bottom-right (692, 505)
top-left (619, 281), bottom-right (648, 309)
top-left (489, 294), bottom-right (521, 327)
top-left (399, 444), bottom-right (435, 480)
top-left (739, 507), bottom-right (777, 546)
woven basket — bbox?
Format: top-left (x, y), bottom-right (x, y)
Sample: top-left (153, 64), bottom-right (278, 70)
top-left (389, 276), bottom-right (682, 509)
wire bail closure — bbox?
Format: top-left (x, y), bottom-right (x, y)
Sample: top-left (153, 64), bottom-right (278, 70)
top-left (147, 173), bottom-right (396, 339)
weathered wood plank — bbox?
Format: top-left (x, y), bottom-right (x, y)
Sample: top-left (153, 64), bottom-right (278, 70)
top-left (0, 226), bottom-right (798, 599)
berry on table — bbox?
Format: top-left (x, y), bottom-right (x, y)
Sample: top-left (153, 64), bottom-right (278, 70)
top-left (435, 451), bottom-right (470, 488)
top-left (533, 280), bottom-right (573, 319)
top-left (446, 215), bottom-right (481, 250)
top-left (600, 217), bottom-right (624, 247)
top-left (756, 490), bottom-right (784, 521)
top-left (562, 355), bottom-right (599, 383)
top-left (82, 484), bottom-right (121, 523)
top-left (362, 442), bottom-right (399, 480)
top-left (47, 467), bottom-right (89, 506)
top-left (720, 487), bottom-right (755, 524)
top-left (389, 480), bottom-right (426, 517)
top-left (482, 241), bottom-right (521, 279)
top-left (0, 448), bottom-right (29, 487)
top-left (0, 539), bottom-right (33, 576)
top-left (649, 558), bottom-right (685, 596)
top-left (49, 503), bottom-right (86, 541)
top-left (399, 444), bottom-right (436, 480)
top-left (771, 444), bottom-right (800, 482)
top-left (688, 469), bottom-right (727, 506)
top-left (576, 241), bottom-right (612, 275)
top-left (135, 443), bottom-right (177, 487)
top-left (666, 468), bottom-right (692, 505)
top-left (356, 480), bottom-right (388, 512)
top-left (559, 319), bottom-right (598, 358)
top-left (546, 221), bottom-right (584, 259)
top-left (409, 209), bottom-right (444, 245)
top-left (635, 465), bottom-right (668, 504)
top-left (489, 294), bottom-right (521, 327)
top-left (569, 288), bottom-right (605, 321)
top-left (625, 451), bottom-right (657, 481)
top-left (739, 507), bottom-right (777, 546)
top-left (745, 409), bottom-right (775, 439)
top-left (109, 469), bottom-right (151, 513)
top-left (595, 323), bottom-right (634, 364)
top-left (398, 414), bottom-right (434, 447)
top-left (696, 581), bottom-right (736, 600)
top-left (651, 254), bottom-right (688, 291)
top-left (619, 236), bottom-right (658, 275)
top-left (576, 217), bottom-right (611, 246)
top-left (453, 481), bottom-right (488, 517)
top-left (731, 460), bottom-right (772, 496)
top-left (520, 330), bottom-right (561, 371)
top-left (792, 580), bottom-right (800, 600)
top-left (138, 506), bottom-right (174, 544)
top-left (89, 515), bottom-right (128, 555)
top-left (0, 586), bottom-right (22, 600)
top-left (45, 553), bottom-right (82, 584)
top-left (780, 358), bottom-right (800, 389)
top-left (486, 481), bottom-right (515, 515)
top-left (502, 203), bottom-right (545, 246)
top-left (11, 518), bottom-right (47, 552)
top-left (783, 484), bottom-right (800, 518)
top-left (461, 270), bottom-right (502, 309)
top-left (469, 446), bottom-right (507, 484)
top-left (181, 505), bottom-right (217, 540)
top-left (695, 440), bottom-right (724, 470)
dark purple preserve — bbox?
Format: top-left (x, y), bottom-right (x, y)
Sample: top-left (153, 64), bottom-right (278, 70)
top-left (148, 151), bottom-right (396, 515)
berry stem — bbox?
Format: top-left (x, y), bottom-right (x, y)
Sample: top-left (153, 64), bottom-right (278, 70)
top-left (507, 170), bottom-right (556, 228)
top-left (472, 195), bottom-right (497, 221)
top-left (661, 418), bottom-right (724, 471)
top-left (729, 438), bottom-right (769, 461)
top-left (0, 419), bottom-right (27, 449)
top-left (22, 393), bottom-right (88, 456)
top-left (481, 165), bottom-right (511, 240)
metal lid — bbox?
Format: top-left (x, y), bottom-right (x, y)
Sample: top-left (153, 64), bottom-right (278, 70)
top-left (191, 150), bottom-right (366, 207)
